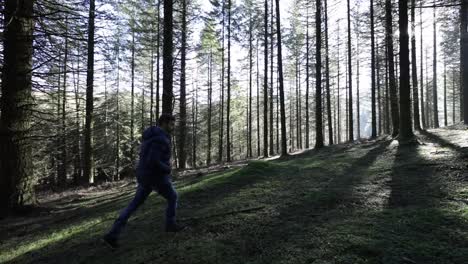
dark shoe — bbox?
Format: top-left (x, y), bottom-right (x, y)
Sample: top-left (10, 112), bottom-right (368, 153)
top-left (102, 234), bottom-right (119, 249)
top-left (165, 223), bottom-right (186, 233)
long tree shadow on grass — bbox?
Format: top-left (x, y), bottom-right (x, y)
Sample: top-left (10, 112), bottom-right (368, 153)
top-left (3, 139), bottom-right (391, 264)
top-left (371, 140), bottom-right (468, 263)
top-left (6, 138), bottom-right (467, 264)
top-left (419, 130), bottom-right (468, 156)
top-left (250, 139), bottom-right (468, 263)
top-left (3, 158), bottom-right (286, 263)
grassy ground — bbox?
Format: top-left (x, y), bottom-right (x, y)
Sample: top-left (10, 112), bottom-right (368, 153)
top-left (1, 128), bottom-right (467, 264)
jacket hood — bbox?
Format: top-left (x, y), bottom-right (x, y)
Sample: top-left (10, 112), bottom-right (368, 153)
top-left (142, 126), bottom-right (168, 141)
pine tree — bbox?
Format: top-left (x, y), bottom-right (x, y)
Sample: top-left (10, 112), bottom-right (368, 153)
top-left (0, 0), bottom-right (36, 213)
top-left (315, 0), bottom-right (324, 149)
top-left (84, 0), bottom-right (96, 184)
top-left (162, 0), bottom-right (174, 114)
top-left (385, 0), bottom-right (399, 137)
top-left (275, 0), bottom-right (287, 156)
top-left (398, 0), bottom-right (414, 140)
top-left (411, 0), bottom-right (421, 130)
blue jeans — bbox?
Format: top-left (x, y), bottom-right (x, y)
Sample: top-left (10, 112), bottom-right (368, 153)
top-left (106, 176), bottom-right (178, 239)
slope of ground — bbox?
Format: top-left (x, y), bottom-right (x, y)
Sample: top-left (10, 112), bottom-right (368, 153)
top-left (0, 128), bottom-right (467, 264)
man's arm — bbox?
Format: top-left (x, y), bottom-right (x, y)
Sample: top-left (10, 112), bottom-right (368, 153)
top-left (147, 139), bottom-right (171, 174)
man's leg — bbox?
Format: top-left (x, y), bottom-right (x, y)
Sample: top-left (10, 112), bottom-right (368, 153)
top-left (106, 185), bottom-right (152, 240)
top-left (155, 177), bottom-right (178, 228)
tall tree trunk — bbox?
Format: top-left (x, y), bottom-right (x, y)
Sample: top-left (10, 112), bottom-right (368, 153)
top-left (178, 0), bottom-right (188, 169)
top-left (398, 0), bottom-right (414, 140)
top-left (276, 76), bottom-right (280, 153)
top-left (141, 81), bottom-right (146, 133)
top-left (193, 85), bottom-right (198, 166)
top-left (426, 48), bottom-right (431, 127)
top-left (345, 61), bottom-right (348, 140)
top-left (256, 38), bottom-right (260, 157)
top-left (385, 43), bottom-right (390, 134)
top-left (315, 0), bottom-right (324, 149)
top-left (295, 61), bottom-right (299, 149)
top-left (461, 0), bottom-right (468, 124)
top-left (377, 44), bottom-right (382, 134)
top-left (56, 53), bottom-right (61, 185)
top-left (72, 47), bottom-right (82, 184)
top-left (115, 44), bottom-right (121, 181)
top-left (248, 14), bottom-right (253, 158)
top-left (370, 0), bottom-right (377, 138)
top-left (192, 88), bottom-right (196, 167)
top-left (444, 62), bottom-right (447, 126)
top-left (0, 0), bottom-right (36, 212)
top-left (162, 0), bottom-right (174, 114)
top-left (325, 0), bottom-right (333, 145)
top-left (385, 0), bottom-right (399, 137)
top-left (59, 20), bottom-right (69, 186)
top-left (84, 0), bottom-right (96, 184)
top-left (130, 27), bottom-right (135, 163)
top-left (356, 30), bottom-right (361, 140)
top-left (269, 0), bottom-right (274, 155)
top-left (453, 68), bottom-right (456, 124)
top-left (347, 0), bottom-right (354, 141)
top-left (226, 0), bottom-right (232, 162)
top-left (207, 49), bottom-right (213, 165)
top-left (218, 0), bottom-right (225, 163)
top-left (411, 0), bottom-right (421, 130)
top-left (150, 17), bottom-right (155, 125)
top-left (263, 0), bottom-right (269, 157)
top-left (156, 0), bottom-right (161, 119)
top-left (432, 2), bottom-right (439, 128)
top-left (420, 4), bottom-right (426, 129)
top-left (337, 23), bottom-right (341, 143)
top-left (305, 6), bottom-right (310, 149)
top-left (275, 0), bottom-right (287, 156)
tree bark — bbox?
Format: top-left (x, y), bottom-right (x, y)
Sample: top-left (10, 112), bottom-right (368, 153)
top-left (84, 0), bottom-right (96, 184)
top-left (305, 6), bottom-right (310, 149)
top-left (444, 62), bottom-right (447, 126)
top-left (226, 0), bottom-right (232, 162)
top-left (337, 23), bottom-right (341, 142)
top-left (269, 0), bottom-right (274, 155)
top-left (207, 49), bottom-right (213, 165)
top-left (275, 0), bottom-right (287, 156)
top-left (461, 0), bottom-right (468, 124)
top-left (432, 2), bottom-right (439, 128)
top-left (218, 0), bottom-right (225, 163)
top-left (162, 0), bottom-right (174, 114)
top-left (347, 0), bottom-right (354, 141)
top-left (411, 0), bottom-right (421, 130)
top-left (156, 0), bottom-right (161, 119)
top-left (0, 0), bottom-right (36, 213)
top-left (248, 13), bottom-right (253, 158)
top-left (385, 0), bottom-right (399, 137)
top-left (130, 26), bottom-right (135, 163)
top-left (178, 0), bottom-right (188, 168)
top-left (59, 19), bottom-right (69, 186)
top-left (370, 0), bottom-right (377, 138)
top-left (263, 0), bottom-right (269, 157)
top-left (325, 0), bottom-right (333, 145)
top-left (420, 4), bottom-right (426, 129)
top-left (398, 0), bottom-right (414, 140)
top-left (315, 0), bottom-right (324, 149)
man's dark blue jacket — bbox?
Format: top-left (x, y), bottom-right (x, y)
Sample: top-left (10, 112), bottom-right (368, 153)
top-left (136, 126), bottom-right (172, 187)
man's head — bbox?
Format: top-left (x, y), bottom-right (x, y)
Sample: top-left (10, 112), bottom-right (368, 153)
top-left (158, 113), bottom-right (176, 134)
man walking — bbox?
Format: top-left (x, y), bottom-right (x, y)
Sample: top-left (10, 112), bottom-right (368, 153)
top-left (103, 114), bottom-right (185, 249)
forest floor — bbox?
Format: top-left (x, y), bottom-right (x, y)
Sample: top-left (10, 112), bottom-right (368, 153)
top-left (1, 127), bottom-right (468, 264)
